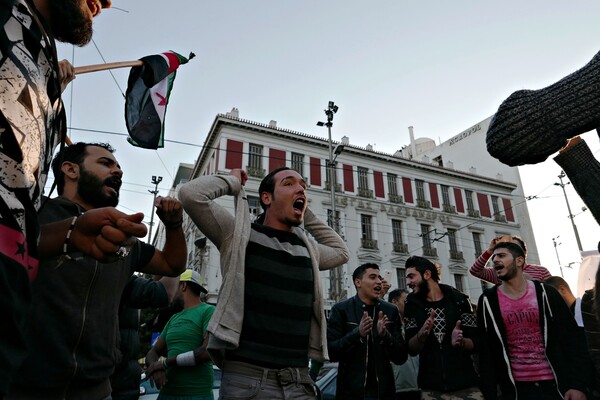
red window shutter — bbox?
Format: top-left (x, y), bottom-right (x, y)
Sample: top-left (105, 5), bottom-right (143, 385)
top-left (429, 182), bottom-right (439, 208)
top-left (402, 177), bottom-right (413, 203)
top-left (225, 139), bottom-right (243, 170)
top-left (309, 157), bottom-right (321, 186)
top-left (269, 148), bottom-right (286, 172)
top-left (343, 164), bottom-right (354, 192)
top-left (374, 171), bottom-right (384, 198)
top-left (454, 188), bottom-right (464, 213)
top-left (502, 198), bottom-right (515, 222)
top-left (477, 193), bottom-right (491, 218)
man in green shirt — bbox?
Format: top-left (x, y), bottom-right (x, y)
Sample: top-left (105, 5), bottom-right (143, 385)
top-left (146, 270), bottom-right (216, 400)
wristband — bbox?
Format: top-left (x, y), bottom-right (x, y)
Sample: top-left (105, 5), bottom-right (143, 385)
top-left (162, 358), bottom-right (168, 369)
top-left (164, 220), bottom-right (183, 230)
top-left (63, 216), bottom-right (78, 259)
top-left (175, 351), bottom-right (196, 367)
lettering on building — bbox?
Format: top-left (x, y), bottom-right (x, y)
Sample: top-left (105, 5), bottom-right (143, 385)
top-left (449, 124), bottom-right (481, 146)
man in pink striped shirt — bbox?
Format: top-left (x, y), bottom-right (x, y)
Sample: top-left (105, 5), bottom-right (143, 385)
top-left (469, 236), bottom-right (551, 285)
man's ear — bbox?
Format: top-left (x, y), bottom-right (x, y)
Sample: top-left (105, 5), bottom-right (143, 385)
top-left (61, 161), bottom-right (79, 180)
top-left (261, 191), bottom-right (272, 207)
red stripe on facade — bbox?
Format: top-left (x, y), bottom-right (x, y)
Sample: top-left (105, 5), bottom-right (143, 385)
top-left (309, 157), bottom-right (321, 186)
top-left (502, 198), bottom-right (515, 222)
top-left (343, 164), bottom-right (354, 192)
top-left (429, 182), bottom-right (440, 208)
top-left (454, 188), bottom-right (464, 213)
top-left (402, 177), bottom-right (413, 203)
top-left (374, 171), bottom-right (384, 198)
top-left (225, 139), bottom-right (243, 170)
top-left (477, 192), bottom-right (491, 217)
top-left (269, 148), bottom-right (286, 172)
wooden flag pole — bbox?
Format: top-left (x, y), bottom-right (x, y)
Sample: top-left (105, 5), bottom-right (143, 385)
top-left (73, 60), bottom-right (143, 75)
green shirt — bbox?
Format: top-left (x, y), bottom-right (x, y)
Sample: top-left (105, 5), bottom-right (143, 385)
top-left (160, 303), bottom-right (216, 396)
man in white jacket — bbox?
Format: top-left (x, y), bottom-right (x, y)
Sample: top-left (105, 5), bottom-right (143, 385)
top-left (179, 167), bottom-right (349, 400)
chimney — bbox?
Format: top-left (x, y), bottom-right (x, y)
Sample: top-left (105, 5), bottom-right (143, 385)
top-left (341, 136), bottom-right (350, 145)
top-left (409, 126), bottom-right (416, 159)
top-left (366, 144), bottom-right (373, 151)
top-left (226, 107), bottom-right (239, 118)
top-left (269, 120), bottom-right (277, 128)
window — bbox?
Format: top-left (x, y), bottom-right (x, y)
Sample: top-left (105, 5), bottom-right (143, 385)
top-left (361, 215), bottom-right (373, 241)
top-left (454, 274), bottom-right (464, 292)
top-left (447, 228), bottom-right (458, 252)
top-left (358, 167), bottom-right (369, 190)
top-left (291, 152), bottom-right (304, 176)
top-left (327, 209), bottom-right (341, 232)
top-left (491, 195), bottom-right (500, 215)
top-left (415, 179), bottom-right (425, 202)
top-left (395, 268), bottom-right (407, 290)
top-left (441, 185), bottom-right (451, 207)
top-left (472, 232), bottom-right (483, 256)
top-left (392, 219), bottom-right (403, 245)
top-left (465, 190), bottom-right (474, 211)
top-left (387, 173), bottom-right (398, 196)
top-left (248, 143), bottom-right (263, 177)
top-left (247, 196), bottom-right (261, 221)
top-left (421, 224), bottom-right (432, 250)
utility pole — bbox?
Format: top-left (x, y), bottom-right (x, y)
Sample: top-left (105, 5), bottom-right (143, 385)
top-left (554, 171), bottom-right (583, 252)
top-left (147, 175), bottom-right (162, 244)
top-left (317, 101), bottom-right (345, 303)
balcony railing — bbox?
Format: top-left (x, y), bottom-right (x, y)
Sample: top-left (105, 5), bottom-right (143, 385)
top-left (416, 199), bottom-right (432, 209)
top-left (393, 242), bottom-right (408, 253)
top-left (494, 214), bottom-right (507, 223)
top-left (389, 194), bottom-right (404, 204)
top-left (467, 209), bottom-right (480, 218)
top-left (358, 188), bottom-right (374, 198)
top-left (443, 204), bottom-right (457, 214)
top-left (324, 181), bottom-right (342, 193)
top-left (423, 247), bottom-right (438, 257)
top-left (246, 166), bottom-right (265, 178)
top-left (361, 238), bottom-right (378, 249)
top-left (449, 250), bottom-right (464, 261)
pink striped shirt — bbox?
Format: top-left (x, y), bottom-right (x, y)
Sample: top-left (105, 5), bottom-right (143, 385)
top-left (469, 251), bottom-right (552, 285)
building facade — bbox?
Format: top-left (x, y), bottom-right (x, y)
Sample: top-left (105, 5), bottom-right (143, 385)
top-left (159, 109), bottom-right (531, 307)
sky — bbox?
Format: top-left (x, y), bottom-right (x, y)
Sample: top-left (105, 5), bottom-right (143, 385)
top-left (54, 1), bottom-right (600, 289)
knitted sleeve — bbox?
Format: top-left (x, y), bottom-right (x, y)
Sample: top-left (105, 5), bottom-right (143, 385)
top-left (469, 251), bottom-right (500, 285)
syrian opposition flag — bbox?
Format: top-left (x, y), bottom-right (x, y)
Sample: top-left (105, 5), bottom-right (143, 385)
top-left (125, 51), bottom-right (194, 149)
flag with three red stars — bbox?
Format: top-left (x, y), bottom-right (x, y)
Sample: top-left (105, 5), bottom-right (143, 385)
top-left (125, 51), bottom-right (194, 149)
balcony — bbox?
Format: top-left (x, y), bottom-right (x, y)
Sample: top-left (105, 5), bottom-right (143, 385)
top-left (467, 209), bottom-right (480, 218)
top-left (389, 193), bottom-right (404, 204)
top-left (416, 199), bottom-right (432, 209)
top-left (494, 214), bottom-right (507, 223)
top-left (358, 188), bottom-right (374, 198)
top-left (324, 181), bottom-right (342, 193)
top-left (361, 238), bottom-right (378, 250)
top-left (449, 250), bottom-right (464, 261)
top-left (443, 204), bottom-right (457, 214)
top-left (393, 242), bottom-right (408, 254)
top-left (422, 247), bottom-right (438, 257)
top-left (246, 166), bottom-right (265, 178)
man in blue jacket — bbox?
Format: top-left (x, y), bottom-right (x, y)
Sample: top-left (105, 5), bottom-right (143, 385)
top-left (327, 263), bottom-right (407, 400)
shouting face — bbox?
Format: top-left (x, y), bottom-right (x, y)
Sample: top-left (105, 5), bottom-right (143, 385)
top-left (75, 146), bottom-right (122, 208)
top-left (355, 267), bottom-right (383, 305)
top-left (261, 169), bottom-right (307, 231)
top-left (491, 249), bottom-right (521, 282)
top-left (406, 267), bottom-right (430, 298)
top-left (49, 0), bottom-right (109, 46)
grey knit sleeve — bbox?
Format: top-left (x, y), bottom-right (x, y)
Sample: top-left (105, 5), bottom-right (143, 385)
top-left (554, 139), bottom-right (600, 225)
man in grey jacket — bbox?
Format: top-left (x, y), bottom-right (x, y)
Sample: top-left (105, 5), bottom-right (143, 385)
top-left (179, 167), bottom-right (349, 400)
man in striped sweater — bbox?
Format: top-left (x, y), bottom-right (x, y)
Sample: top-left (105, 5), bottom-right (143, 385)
top-left (470, 236), bottom-right (551, 285)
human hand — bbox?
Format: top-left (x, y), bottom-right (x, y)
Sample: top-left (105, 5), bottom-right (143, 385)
top-left (487, 237), bottom-right (499, 253)
top-left (155, 196), bottom-right (183, 228)
top-left (377, 311), bottom-right (389, 337)
top-left (359, 311), bottom-right (373, 337)
top-left (559, 136), bottom-right (582, 154)
top-left (563, 389), bottom-right (587, 400)
top-left (230, 169), bottom-right (248, 186)
top-left (451, 320), bottom-right (464, 348)
top-left (417, 309), bottom-right (435, 343)
top-left (146, 361), bottom-right (168, 389)
top-left (70, 208), bottom-right (146, 262)
top-left (58, 60), bottom-right (75, 92)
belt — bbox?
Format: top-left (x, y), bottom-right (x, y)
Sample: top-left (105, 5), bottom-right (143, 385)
top-left (222, 360), bottom-right (313, 385)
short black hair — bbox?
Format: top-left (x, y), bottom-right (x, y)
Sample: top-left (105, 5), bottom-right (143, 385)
top-left (352, 263), bottom-right (380, 282)
top-left (52, 142), bottom-right (115, 195)
top-left (493, 241), bottom-right (525, 259)
top-left (405, 256), bottom-right (440, 282)
top-left (388, 288), bottom-right (408, 303)
top-left (511, 236), bottom-right (528, 256)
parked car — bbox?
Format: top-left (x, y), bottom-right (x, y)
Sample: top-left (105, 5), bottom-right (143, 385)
top-left (315, 363), bottom-right (337, 400)
top-left (140, 366), bottom-right (222, 399)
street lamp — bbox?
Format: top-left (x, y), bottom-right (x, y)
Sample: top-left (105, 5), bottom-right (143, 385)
top-left (147, 175), bottom-right (162, 244)
top-left (317, 101), bottom-right (345, 303)
top-left (554, 171), bottom-right (583, 252)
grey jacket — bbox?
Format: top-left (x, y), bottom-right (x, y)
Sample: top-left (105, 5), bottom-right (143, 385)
top-left (179, 174), bottom-right (349, 367)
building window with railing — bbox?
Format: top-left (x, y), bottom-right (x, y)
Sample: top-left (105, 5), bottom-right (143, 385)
top-left (291, 152), bottom-right (304, 176)
top-left (392, 219), bottom-right (407, 253)
top-left (416, 179), bottom-right (425, 202)
top-left (472, 232), bottom-right (483, 258)
top-left (248, 195), bottom-right (261, 221)
top-left (357, 167), bottom-right (372, 198)
top-left (247, 143), bottom-right (264, 178)
top-left (361, 214), bottom-right (377, 249)
top-left (465, 190), bottom-right (474, 211)
top-left (441, 185), bottom-right (455, 213)
top-left (454, 274), bottom-right (464, 292)
top-left (387, 173), bottom-right (403, 203)
top-left (491, 195), bottom-right (500, 215)
top-left (396, 268), bottom-right (407, 290)
top-left (448, 228), bottom-right (463, 260)
top-left (421, 224), bottom-right (437, 257)
top-left (327, 209), bottom-right (341, 233)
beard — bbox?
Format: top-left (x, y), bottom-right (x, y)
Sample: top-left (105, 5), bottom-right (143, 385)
top-left (49, 0), bottom-right (93, 46)
top-left (498, 262), bottom-right (518, 281)
top-left (414, 279), bottom-right (430, 300)
top-left (77, 166), bottom-right (120, 208)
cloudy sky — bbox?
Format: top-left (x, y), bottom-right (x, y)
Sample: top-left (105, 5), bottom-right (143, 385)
top-left (54, 1), bottom-right (600, 288)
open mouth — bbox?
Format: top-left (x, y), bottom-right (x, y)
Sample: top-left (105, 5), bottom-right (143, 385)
top-left (293, 198), bottom-right (305, 212)
top-left (104, 177), bottom-right (122, 196)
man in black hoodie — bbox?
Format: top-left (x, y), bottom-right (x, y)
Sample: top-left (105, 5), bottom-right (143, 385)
top-left (403, 256), bottom-right (482, 399)
top-left (327, 263), bottom-right (407, 400)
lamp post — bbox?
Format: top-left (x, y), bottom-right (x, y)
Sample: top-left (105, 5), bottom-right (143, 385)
top-left (147, 175), bottom-right (162, 244)
top-left (317, 101), bottom-right (345, 303)
top-left (552, 236), bottom-right (563, 277)
top-left (554, 171), bottom-right (583, 253)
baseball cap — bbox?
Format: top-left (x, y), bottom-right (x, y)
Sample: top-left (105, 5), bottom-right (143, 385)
top-left (179, 270), bottom-right (208, 294)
